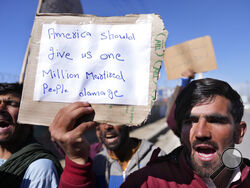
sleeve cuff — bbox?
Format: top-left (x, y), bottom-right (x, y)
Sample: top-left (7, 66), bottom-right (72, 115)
top-left (59, 156), bottom-right (95, 187)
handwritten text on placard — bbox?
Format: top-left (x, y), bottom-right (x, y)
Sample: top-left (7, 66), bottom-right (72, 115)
top-left (33, 24), bottom-right (152, 105)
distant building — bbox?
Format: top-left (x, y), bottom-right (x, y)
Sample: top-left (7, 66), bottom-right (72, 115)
top-left (145, 87), bottom-right (175, 124)
top-left (157, 87), bottom-right (175, 102)
top-left (241, 95), bottom-right (250, 110)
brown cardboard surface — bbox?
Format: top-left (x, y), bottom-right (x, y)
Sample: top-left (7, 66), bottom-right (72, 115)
top-left (164, 35), bottom-right (217, 80)
top-left (18, 14), bottom-right (168, 126)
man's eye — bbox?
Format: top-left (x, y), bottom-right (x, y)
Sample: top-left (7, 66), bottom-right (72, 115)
top-left (183, 117), bottom-right (198, 125)
top-left (6, 101), bottom-right (20, 107)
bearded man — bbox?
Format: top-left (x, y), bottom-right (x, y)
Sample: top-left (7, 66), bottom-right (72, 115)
top-left (121, 78), bottom-right (250, 188)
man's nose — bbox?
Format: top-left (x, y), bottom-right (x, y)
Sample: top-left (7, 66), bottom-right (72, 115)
top-left (195, 117), bottom-right (212, 141)
top-left (0, 100), bottom-right (7, 110)
top-left (104, 124), bottom-right (114, 130)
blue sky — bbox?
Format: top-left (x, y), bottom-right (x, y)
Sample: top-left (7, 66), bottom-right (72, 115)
top-left (1, 0), bottom-right (250, 89)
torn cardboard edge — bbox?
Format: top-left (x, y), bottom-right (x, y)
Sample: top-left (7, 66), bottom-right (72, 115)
top-left (18, 13), bottom-right (168, 127)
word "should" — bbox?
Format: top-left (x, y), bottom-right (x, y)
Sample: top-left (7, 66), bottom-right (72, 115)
top-left (100, 30), bottom-right (135, 41)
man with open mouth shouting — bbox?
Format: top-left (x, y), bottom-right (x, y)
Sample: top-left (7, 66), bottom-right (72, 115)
top-left (121, 78), bottom-right (250, 188)
top-left (0, 83), bottom-right (62, 188)
top-left (93, 123), bottom-right (165, 188)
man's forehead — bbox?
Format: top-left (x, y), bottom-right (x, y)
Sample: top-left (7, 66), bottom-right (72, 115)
top-left (189, 96), bottom-right (234, 123)
top-left (191, 96), bottom-right (230, 111)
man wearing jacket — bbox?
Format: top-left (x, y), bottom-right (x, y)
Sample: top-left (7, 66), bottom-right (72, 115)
top-left (50, 103), bottom-right (165, 188)
top-left (93, 123), bottom-right (165, 188)
top-left (0, 83), bottom-right (63, 188)
top-left (121, 78), bottom-right (250, 187)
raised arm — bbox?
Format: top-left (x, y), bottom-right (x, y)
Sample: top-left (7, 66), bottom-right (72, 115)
top-left (49, 102), bottom-right (96, 188)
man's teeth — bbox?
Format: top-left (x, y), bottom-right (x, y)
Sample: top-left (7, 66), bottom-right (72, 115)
top-left (198, 152), bottom-right (213, 157)
top-left (106, 135), bottom-right (115, 138)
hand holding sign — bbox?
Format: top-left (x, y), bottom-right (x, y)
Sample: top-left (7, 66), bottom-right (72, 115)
top-left (49, 102), bottom-right (96, 165)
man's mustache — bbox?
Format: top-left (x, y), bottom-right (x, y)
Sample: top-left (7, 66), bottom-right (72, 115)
top-left (0, 110), bottom-right (13, 124)
top-left (192, 140), bottom-right (219, 150)
top-left (102, 130), bottom-right (118, 137)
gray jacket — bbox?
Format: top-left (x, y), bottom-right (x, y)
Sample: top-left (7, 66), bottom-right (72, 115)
top-left (93, 138), bottom-right (165, 188)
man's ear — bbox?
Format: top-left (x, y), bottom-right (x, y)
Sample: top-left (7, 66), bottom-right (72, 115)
top-left (235, 121), bottom-right (247, 144)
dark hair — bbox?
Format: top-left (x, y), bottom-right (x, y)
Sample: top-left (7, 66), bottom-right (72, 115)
top-left (175, 78), bottom-right (244, 134)
top-left (0, 83), bottom-right (23, 97)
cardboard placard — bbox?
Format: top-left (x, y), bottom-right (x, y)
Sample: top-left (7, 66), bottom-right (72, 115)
top-left (164, 35), bottom-right (217, 80)
top-left (18, 13), bottom-right (168, 126)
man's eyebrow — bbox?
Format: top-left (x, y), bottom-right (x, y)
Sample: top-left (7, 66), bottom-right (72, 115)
top-left (190, 113), bottom-right (232, 124)
top-left (188, 113), bottom-right (232, 124)
top-left (1, 99), bottom-right (20, 102)
top-left (206, 113), bottom-right (229, 118)
top-left (189, 114), bottom-right (199, 118)
top-left (187, 114), bottom-right (201, 120)
top-left (0, 98), bottom-right (20, 106)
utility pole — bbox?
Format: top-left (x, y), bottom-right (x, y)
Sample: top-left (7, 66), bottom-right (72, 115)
top-left (39, 0), bottom-right (83, 14)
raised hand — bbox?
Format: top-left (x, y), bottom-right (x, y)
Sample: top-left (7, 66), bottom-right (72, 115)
top-left (49, 102), bottom-right (96, 164)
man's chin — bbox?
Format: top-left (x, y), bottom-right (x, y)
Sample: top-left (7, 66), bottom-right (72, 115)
top-left (104, 142), bottom-right (119, 150)
top-left (0, 136), bottom-right (12, 144)
top-left (103, 138), bottom-right (122, 150)
top-left (191, 155), bottom-right (221, 178)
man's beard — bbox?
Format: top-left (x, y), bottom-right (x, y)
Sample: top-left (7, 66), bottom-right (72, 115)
top-left (190, 150), bottom-right (222, 178)
top-left (184, 140), bottom-right (221, 178)
top-left (0, 123), bottom-right (30, 146)
top-left (185, 139), bottom-right (235, 178)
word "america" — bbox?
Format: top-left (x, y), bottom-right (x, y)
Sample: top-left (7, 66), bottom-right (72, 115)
top-left (47, 28), bottom-right (91, 40)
